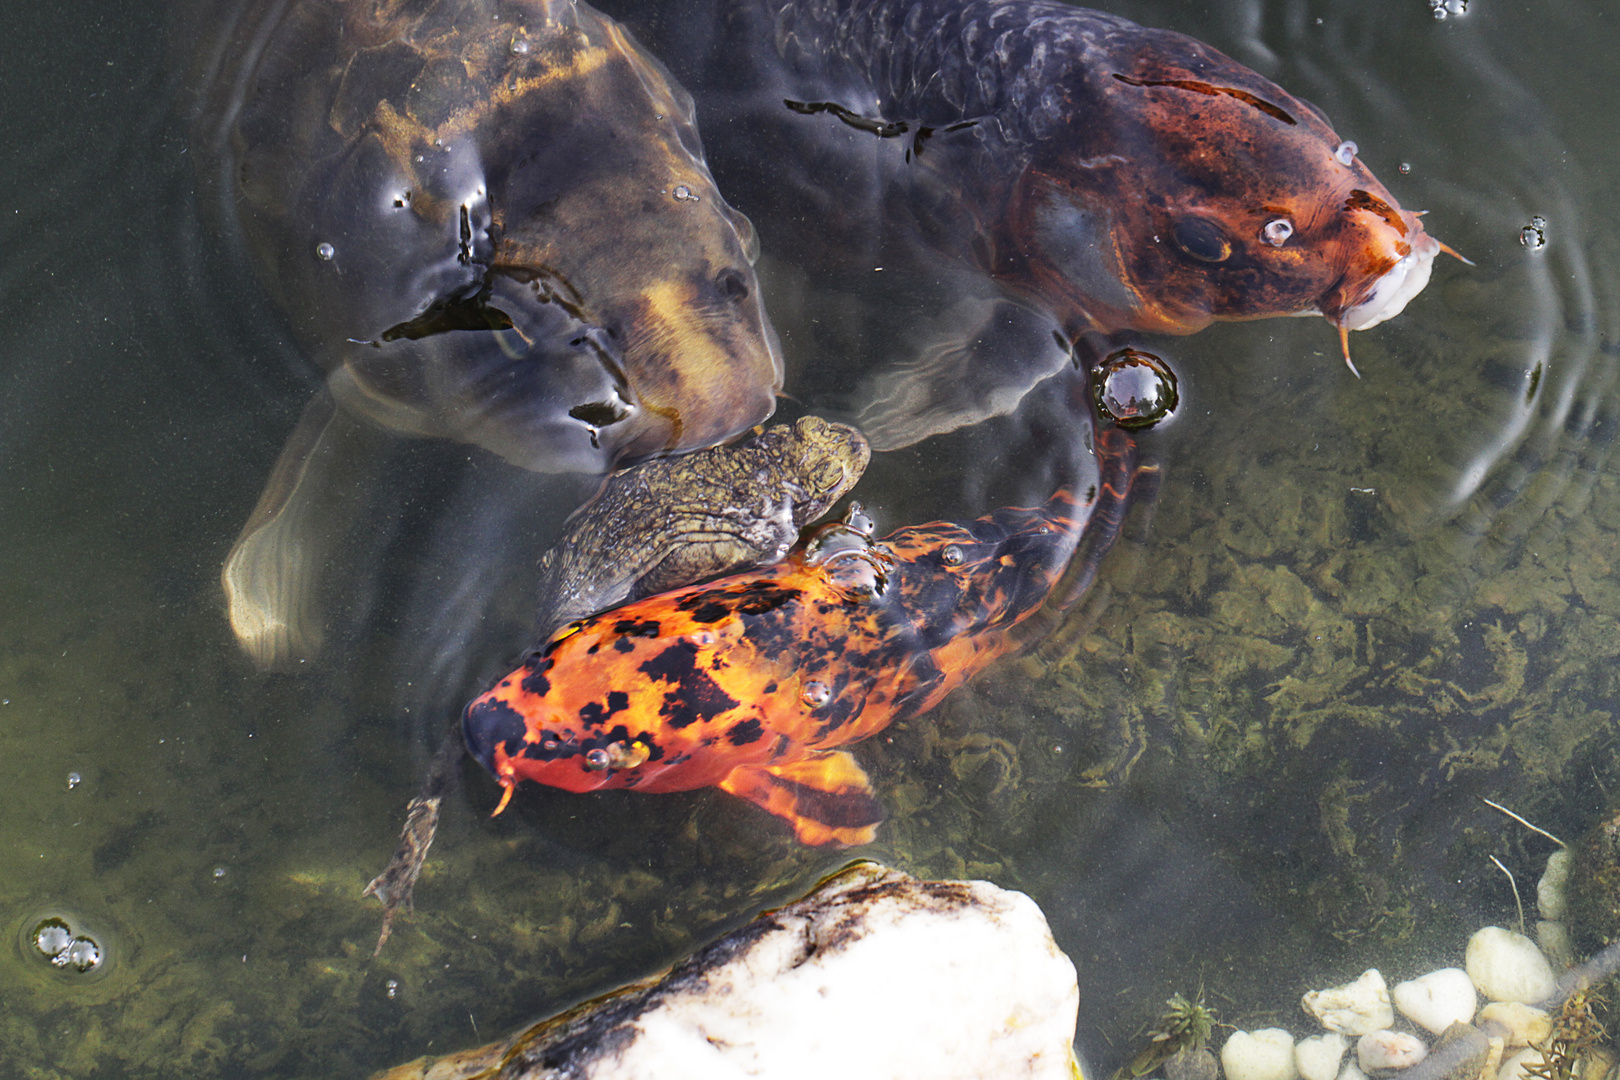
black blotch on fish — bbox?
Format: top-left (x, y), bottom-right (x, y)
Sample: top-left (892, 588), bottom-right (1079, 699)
top-left (735, 583), bottom-right (800, 616)
top-left (579, 690), bottom-right (632, 729)
top-left (463, 697), bottom-right (529, 770)
top-left (520, 655), bottom-right (555, 696)
top-left (726, 718), bottom-right (764, 745)
top-left (688, 601), bottom-right (730, 624)
top-left (639, 642), bottom-right (742, 728)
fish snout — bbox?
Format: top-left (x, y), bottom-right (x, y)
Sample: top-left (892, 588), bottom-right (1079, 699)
top-left (615, 273), bottom-right (784, 459)
top-left (1329, 209), bottom-right (1442, 333)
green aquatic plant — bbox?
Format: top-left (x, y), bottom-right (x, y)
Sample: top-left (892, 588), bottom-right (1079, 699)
top-left (1523, 989), bottom-right (1607, 1080)
top-left (1115, 992), bottom-right (1219, 1080)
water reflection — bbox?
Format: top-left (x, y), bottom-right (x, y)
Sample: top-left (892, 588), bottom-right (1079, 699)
top-left (0, 0), bottom-right (1617, 1077)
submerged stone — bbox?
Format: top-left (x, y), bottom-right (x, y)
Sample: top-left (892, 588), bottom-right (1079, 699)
top-left (1302, 970), bottom-right (1394, 1036)
top-left (369, 863), bottom-right (1082, 1080)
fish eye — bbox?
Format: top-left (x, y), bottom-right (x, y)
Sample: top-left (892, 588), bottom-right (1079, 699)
top-left (1172, 217), bottom-right (1233, 263)
top-left (1261, 218), bottom-right (1294, 247)
top-left (715, 268), bottom-right (750, 302)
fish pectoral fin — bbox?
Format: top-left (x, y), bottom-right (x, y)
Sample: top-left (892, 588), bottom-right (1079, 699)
top-left (717, 752), bottom-right (883, 847)
top-left (856, 297), bottom-right (1072, 451)
top-left (222, 390), bottom-right (397, 669)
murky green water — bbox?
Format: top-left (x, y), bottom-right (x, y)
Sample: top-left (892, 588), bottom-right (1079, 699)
top-left (2, 0), bottom-right (1617, 1077)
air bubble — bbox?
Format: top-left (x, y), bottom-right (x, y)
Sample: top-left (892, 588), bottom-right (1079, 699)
top-left (941, 545), bottom-right (964, 566)
top-left (605, 741), bottom-right (650, 770)
top-left (57, 937), bottom-right (101, 972)
top-left (584, 748), bottom-right (611, 771)
top-left (1092, 348), bottom-right (1179, 430)
top-left (1333, 141), bottom-right (1358, 167)
top-left (1429, 0), bottom-right (1467, 17)
top-left (671, 185), bottom-right (699, 202)
top-left (689, 630), bottom-right (717, 648)
top-left (1399, 162), bottom-right (1412, 174)
top-left (212, 866), bottom-right (227, 879)
top-left (1520, 215), bottom-right (1547, 250)
top-left (32, 918), bottom-right (72, 958)
top-left (25, 914), bottom-right (108, 977)
top-left (801, 681), bottom-right (832, 708)
top-left (510, 36), bottom-right (530, 55)
top-left (315, 242), bottom-right (335, 261)
top-left (66, 772), bottom-right (81, 790)
top-left (385, 978), bottom-right (401, 999)
top-left (1261, 218), bottom-right (1293, 247)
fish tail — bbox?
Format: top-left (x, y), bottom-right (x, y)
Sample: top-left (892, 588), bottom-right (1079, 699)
top-left (1055, 424), bottom-right (1153, 610)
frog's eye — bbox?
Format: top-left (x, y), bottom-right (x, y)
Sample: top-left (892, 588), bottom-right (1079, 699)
top-left (1261, 218), bottom-right (1294, 247)
top-left (1172, 217), bottom-right (1232, 263)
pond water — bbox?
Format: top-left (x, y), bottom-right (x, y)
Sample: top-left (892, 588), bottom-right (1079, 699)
top-left (1, 0), bottom-right (1616, 1076)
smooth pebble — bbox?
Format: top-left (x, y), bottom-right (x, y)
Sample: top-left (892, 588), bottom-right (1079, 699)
top-left (1536, 919), bottom-right (1574, 970)
top-left (1478, 1001), bottom-right (1552, 1048)
top-left (1537, 851), bottom-right (1571, 921)
top-left (1224, 1029), bottom-right (1300, 1080)
top-left (1466, 927), bottom-right (1556, 1004)
top-left (1296, 1033), bottom-right (1348, 1080)
top-left (1393, 967), bottom-right (1477, 1033)
top-left (1357, 1030), bottom-right (1428, 1071)
top-left (1498, 1047), bottom-right (1545, 1080)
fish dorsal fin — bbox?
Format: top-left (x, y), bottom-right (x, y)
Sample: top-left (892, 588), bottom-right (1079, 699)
top-left (717, 751), bottom-right (882, 846)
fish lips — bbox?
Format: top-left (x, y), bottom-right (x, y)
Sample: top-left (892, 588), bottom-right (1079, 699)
top-left (1319, 216), bottom-right (1441, 332)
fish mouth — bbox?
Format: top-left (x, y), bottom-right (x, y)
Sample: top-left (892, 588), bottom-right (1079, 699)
top-left (1336, 231), bottom-right (1442, 332)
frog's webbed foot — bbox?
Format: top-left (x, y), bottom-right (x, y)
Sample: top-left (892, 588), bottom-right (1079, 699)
top-left (221, 390), bottom-right (389, 668)
top-left (363, 794), bottom-right (442, 957)
top-left (855, 298), bottom-right (1074, 451)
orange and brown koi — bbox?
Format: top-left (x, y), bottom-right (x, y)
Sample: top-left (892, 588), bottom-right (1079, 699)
top-left (463, 428), bottom-right (1142, 845)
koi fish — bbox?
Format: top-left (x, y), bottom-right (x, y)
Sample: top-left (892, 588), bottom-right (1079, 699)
top-left (191, 0), bottom-right (782, 666)
top-left (620, 0), bottom-right (1462, 445)
top-left (463, 428), bottom-right (1141, 845)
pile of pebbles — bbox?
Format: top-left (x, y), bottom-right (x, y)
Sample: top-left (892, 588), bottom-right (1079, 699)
top-left (1216, 853), bottom-right (1607, 1080)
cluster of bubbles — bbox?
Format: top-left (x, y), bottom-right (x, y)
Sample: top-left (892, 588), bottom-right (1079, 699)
top-left (1091, 349), bottom-right (1179, 430)
top-left (30, 916), bottom-right (103, 974)
top-left (1429, 0), bottom-right (1468, 18)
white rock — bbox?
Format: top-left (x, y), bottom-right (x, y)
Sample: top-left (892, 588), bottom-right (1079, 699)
top-left (1303, 970), bottom-right (1395, 1035)
top-left (1393, 967), bottom-right (1477, 1033)
top-left (1498, 1047), bottom-right (1546, 1080)
top-left (1478, 1001), bottom-right (1553, 1048)
top-left (1537, 919), bottom-right (1574, 970)
top-left (368, 864), bottom-right (1081, 1080)
top-left (1223, 1029), bottom-right (1299, 1080)
top-left (1580, 1046), bottom-right (1616, 1080)
top-left (1483, 1035), bottom-right (1506, 1080)
top-left (1538, 850), bottom-right (1572, 920)
top-left (1296, 1033), bottom-right (1348, 1080)
top-left (1357, 1030), bottom-right (1429, 1071)
top-left (1466, 926), bottom-right (1558, 1003)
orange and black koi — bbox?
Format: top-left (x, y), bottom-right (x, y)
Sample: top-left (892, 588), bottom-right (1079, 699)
top-left (463, 429), bottom-right (1142, 845)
